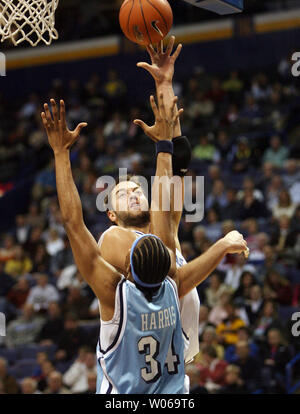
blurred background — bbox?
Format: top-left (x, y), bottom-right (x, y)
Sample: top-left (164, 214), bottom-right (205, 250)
top-left (0, 0), bottom-right (300, 395)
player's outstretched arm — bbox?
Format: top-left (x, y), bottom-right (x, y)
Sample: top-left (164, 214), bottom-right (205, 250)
top-left (176, 231), bottom-right (249, 298)
top-left (134, 92), bottom-right (182, 278)
top-left (138, 36), bottom-right (188, 251)
top-left (41, 99), bottom-right (121, 315)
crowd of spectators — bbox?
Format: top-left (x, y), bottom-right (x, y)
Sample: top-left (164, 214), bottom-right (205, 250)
top-left (0, 50), bottom-right (300, 394)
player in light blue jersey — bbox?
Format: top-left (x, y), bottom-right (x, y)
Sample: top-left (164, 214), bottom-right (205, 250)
top-left (97, 233), bottom-right (187, 394)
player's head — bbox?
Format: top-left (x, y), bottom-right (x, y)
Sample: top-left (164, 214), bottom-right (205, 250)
top-left (125, 234), bottom-right (171, 301)
top-left (105, 175), bottom-right (150, 227)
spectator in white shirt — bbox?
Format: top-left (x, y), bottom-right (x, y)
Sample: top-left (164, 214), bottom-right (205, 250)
top-left (26, 273), bottom-right (59, 312)
top-left (45, 228), bottom-right (64, 256)
top-left (224, 254), bottom-right (256, 292)
top-left (63, 347), bottom-right (97, 393)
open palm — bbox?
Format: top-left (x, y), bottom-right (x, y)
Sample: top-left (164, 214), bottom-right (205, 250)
top-left (137, 36), bottom-right (182, 84)
top-left (41, 99), bottom-right (87, 153)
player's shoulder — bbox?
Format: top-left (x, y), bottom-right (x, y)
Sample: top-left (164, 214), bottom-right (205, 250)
top-left (98, 226), bottom-right (136, 247)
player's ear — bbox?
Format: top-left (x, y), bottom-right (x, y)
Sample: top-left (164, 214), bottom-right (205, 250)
top-left (107, 210), bottom-right (118, 224)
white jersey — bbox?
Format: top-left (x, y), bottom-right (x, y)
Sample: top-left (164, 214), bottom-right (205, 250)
top-left (98, 227), bottom-right (200, 364)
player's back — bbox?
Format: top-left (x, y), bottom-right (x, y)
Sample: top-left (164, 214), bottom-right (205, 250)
top-left (96, 276), bottom-right (186, 394)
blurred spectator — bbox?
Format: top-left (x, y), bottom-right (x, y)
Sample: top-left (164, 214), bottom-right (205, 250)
top-left (225, 326), bottom-right (260, 364)
top-left (263, 135), bottom-right (289, 168)
top-left (4, 246), bottom-right (32, 279)
top-left (253, 300), bottom-right (283, 343)
top-left (260, 328), bottom-right (293, 393)
top-left (36, 302), bottom-right (64, 345)
top-left (45, 228), bottom-right (64, 257)
top-left (21, 377), bottom-right (40, 394)
top-left (218, 364), bottom-right (247, 394)
top-left (63, 347), bottom-right (97, 393)
top-left (222, 70), bottom-right (244, 94)
top-left (263, 269), bottom-right (292, 306)
top-left (14, 215), bottom-right (30, 245)
top-left (0, 262), bottom-right (16, 297)
top-left (195, 326), bottom-right (224, 364)
top-left (26, 274), bottom-right (59, 312)
top-left (6, 275), bottom-right (30, 309)
top-left (192, 134), bottom-right (220, 163)
top-left (55, 313), bottom-right (87, 362)
top-left (204, 273), bottom-right (228, 308)
top-left (5, 303), bottom-right (45, 348)
top-left (234, 341), bottom-right (262, 393)
top-left (208, 290), bottom-right (232, 326)
top-left (233, 271), bottom-right (257, 307)
top-left (62, 286), bottom-right (91, 320)
top-left (81, 371), bottom-right (97, 394)
top-left (216, 302), bottom-right (246, 346)
top-left (197, 345), bottom-right (228, 393)
top-left (0, 358), bottom-right (19, 394)
top-left (221, 189), bottom-right (240, 221)
top-left (185, 362), bottom-right (208, 394)
top-left (50, 235), bottom-right (74, 277)
top-left (228, 136), bottom-right (254, 173)
top-left (282, 159), bottom-right (300, 189)
top-left (36, 360), bottom-right (55, 392)
top-left (224, 254), bottom-right (256, 291)
top-left (242, 284), bottom-right (265, 325)
top-left (31, 242), bottom-right (51, 274)
top-left (271, 189), bottom-right (296, 220)
top-left (0, 234), bottom-right (15, 262)
top-left (204, 209), bottom-right (222, 243)
top-left (44, 371), bottom-right (71, 394)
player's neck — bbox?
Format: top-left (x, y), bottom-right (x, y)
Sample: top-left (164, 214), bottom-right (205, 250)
top-left (122, 224), bottom-right (150, 233)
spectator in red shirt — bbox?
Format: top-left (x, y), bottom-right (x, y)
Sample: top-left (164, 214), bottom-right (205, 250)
top-left (198, 345), bottom-right (228, 393)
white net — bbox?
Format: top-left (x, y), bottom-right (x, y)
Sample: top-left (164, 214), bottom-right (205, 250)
top-left (0, 0), bottom-right (59, 46)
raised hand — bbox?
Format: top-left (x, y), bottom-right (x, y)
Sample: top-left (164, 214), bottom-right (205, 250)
top-left (137, 35), bottom-right (182, 84)
top-left (41, 99), bottom-right (87, 153)
top-left (133, 92), bottom-right (183, 142)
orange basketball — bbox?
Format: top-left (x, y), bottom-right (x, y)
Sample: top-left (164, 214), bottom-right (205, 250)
top-left (119, 0), bottom-right (173, 46)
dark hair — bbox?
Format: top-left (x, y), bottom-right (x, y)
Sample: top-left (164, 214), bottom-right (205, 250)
top-left (202, 345), bottom-right (217, 359)
top-left (131, 235), bottom-right (171, 302)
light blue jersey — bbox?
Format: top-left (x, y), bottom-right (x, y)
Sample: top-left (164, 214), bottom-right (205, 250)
top-left (96, 277), bottom-right (187, 394)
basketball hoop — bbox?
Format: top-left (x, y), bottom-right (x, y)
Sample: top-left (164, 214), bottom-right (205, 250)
top-left (0, 0), bottom-right (59, 47)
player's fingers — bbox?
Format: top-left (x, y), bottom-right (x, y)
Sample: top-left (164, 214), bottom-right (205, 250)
top-left (145, 45), bottom-right (155, 63)
top-left (160, 40), bottom-right (164, 54)
top-left (175, 108), bottom-right (184, 121)
top-left (59, 100), bottom-right (66, 127)
top-left (149, 95), bottom-right (159, 119)
top-left (50, 99), bottom-right (59, 128)
top-left (166, 35), bottom-right (175, 56)
top-left (133, 119), bottom-right (149, 132)
top-left (41, 112), bottom-right (50, 132)
top-left (137, 62), bottom-right (154, 75)
top-left (75, 122), bottom-right (87, 134)
top-left (172, 43), bottom-right (182, 62)
top-left (43, 103), bottom-right (53, 125)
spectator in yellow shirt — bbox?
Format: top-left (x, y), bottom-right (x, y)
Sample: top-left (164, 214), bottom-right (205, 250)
top-left (216, 302), bottom-right (246, 346)
top-left (4, 245), bottom-right (32, 278)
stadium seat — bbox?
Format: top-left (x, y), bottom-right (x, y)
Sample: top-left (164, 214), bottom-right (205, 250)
top-left (19, 344), bottom-right (57, 361)
top-left (0, 348), bottom-right (19, 365)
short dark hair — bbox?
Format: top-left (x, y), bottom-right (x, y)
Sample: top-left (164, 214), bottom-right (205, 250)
top-left (131, 235), bottom-right (171, 302)
top-left (202, 345), bottom-right (217, 359)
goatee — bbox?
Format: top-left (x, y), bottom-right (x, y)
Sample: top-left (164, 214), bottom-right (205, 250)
top-left (118, 210), bottom-right (150, 227)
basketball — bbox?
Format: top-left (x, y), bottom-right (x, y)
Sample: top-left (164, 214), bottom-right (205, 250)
top-left (119, 0), bottom-right (173, 46)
